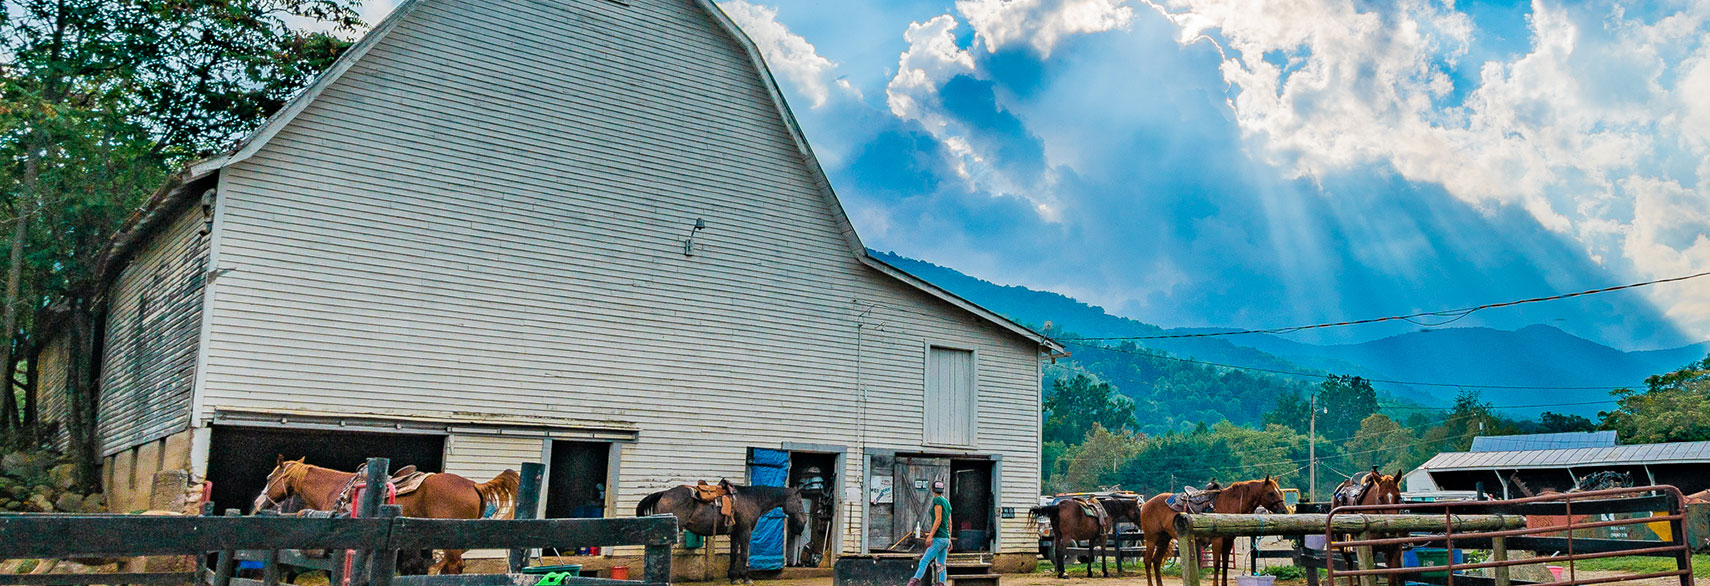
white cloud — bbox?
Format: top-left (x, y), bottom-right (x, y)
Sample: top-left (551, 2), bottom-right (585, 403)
top-left (720, 0), bottom-right (853, 109)
top-left (1139, 0), bottom-right (1710, 338)
top-left (956, 0), bottom-right (1137, 56)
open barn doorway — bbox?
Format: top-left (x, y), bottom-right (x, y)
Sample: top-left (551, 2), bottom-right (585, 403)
top-left (788, 451), bottom-right (838, 567)
top-left (949, 460), bottom-right (994, 552)
top-left (544, 441), bottom-right (610, 519)
top-left (205, 425), bottom-right (446, 515)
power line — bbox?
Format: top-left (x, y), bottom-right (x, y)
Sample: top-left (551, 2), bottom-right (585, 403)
top-left (1064, 339), bottom-right (1637, 392)
top-left (1059, 270), bottom-right (1710, 342)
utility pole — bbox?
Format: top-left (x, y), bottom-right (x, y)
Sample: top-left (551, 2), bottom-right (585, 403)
top-left (1309, 393), bottom-right (1318, 502)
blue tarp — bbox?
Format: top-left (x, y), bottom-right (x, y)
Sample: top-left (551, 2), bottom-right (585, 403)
top-left (748, 448), bottom-right (790, 571)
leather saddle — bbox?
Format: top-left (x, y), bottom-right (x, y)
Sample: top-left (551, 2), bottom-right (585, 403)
top-left (1333, 472), bottom-right (1375, 509)
top-left (691, 479), bottom-right (737, 527)
top-left (1167, 485), bottom-right (1220, 514)
top-left (352, 463), bottom-right (435, 497)
top-left (1071, 497), bottom-right (1111, 527)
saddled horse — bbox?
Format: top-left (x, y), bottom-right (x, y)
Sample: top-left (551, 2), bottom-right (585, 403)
top-left (636, 481), bottom-right (807, 584)
top-left (1140, 477), bottom-right (1288, 586)
top-left (254, 457), bottom-right (519, 575)
top-left (1332, 468), bottom-right (1404, 586)
top-left (1032, 497), bottom-right (1116, 578)
top-left (1095, 496), bottom-right (1144, 576)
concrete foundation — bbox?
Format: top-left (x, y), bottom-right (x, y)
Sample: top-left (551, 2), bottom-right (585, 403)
top-left (102, 430), bottom-right (199, 513)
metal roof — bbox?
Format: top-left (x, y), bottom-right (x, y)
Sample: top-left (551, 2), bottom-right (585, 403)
top-left (1418, 441), bottom-right (1710, 471)
top-left (1470, 431), bottom-right (1618, 452)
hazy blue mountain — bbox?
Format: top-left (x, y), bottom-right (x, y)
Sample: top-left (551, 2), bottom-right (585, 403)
top-left (872, 251), bottom-right (1710, 417)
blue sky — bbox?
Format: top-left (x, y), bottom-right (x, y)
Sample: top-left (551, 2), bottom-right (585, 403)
top-left (342, 0), bottom-right (1710, 350)
top-left (712, 0), bottom-right (1710, 350)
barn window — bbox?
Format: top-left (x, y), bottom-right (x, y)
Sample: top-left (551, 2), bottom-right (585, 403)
top-left (924, 345), bottom-right (976, 446)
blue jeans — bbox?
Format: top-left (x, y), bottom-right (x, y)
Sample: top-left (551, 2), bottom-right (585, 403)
top-left (912, 538), bottom-right (950, 582)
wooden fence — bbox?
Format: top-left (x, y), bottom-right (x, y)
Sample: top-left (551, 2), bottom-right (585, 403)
top-left (0, 460), bottom-right (676, 586)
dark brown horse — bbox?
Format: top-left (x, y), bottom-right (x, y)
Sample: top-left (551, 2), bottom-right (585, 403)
top-left (1333, 468), bottom-right (1404, 586)
top-left (1095, 496), bottom-right (1144, 575)
top-left (635, 482), bottom-right (807, 584)
top-left (254, 457), bottom-right (519, 575)
top-left (1140, 477), bottom-right (1288, 586)
top-left (1031, 498), bottom-right (1115, 578)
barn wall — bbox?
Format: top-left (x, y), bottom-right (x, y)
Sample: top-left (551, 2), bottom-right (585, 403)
top-left (33, 334), bottom-right (69, 451)
top-left (200, 0), bottom-right (1041, 555)
top-left (97, 205), bottom-right (209, 456)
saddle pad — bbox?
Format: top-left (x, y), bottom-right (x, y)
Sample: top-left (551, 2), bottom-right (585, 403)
top-left (391, 471), bottom-right (433, 496)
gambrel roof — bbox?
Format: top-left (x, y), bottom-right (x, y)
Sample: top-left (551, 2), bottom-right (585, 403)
top-left (100, 0), bottom-right (1063, 355)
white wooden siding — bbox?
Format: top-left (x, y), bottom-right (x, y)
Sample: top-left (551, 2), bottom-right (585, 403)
top-left (98, 207), bottom-right (208, 456)
top-left (444, 433), bottom-right (545, 559)
top-left (196, 0), bottom-right (1041, 553)
top-left (34, 334), bottom-right (70, 451)
top-left (924, 347), bottom-right (975, 447)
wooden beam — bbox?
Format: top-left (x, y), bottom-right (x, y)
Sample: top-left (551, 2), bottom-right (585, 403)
top-left (386, 516), bottom-right (678, 550)
top-left (1180, 530), bottom-right (1201, 586)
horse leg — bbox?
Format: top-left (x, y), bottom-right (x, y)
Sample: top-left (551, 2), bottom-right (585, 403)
top-left (1386, 547), bottom-right (1403, 586)
top-left (1052, 535), bottom-right (1066, 579)
top-left (1101, 536), bottom-right (1110, 577)
top-left (729, 525), bottom-right (752, 585)
top-left (442, 549), bottom-right (466, 575)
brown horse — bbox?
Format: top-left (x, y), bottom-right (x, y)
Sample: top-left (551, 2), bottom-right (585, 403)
top-left (1140, 477), bottom-right (1288, 586)
top-left (1332, 468), bottom-right (1404, 586)
top-left (1031, 498), bottom-right (1115, 579)
top-left (636, 482), bottom-right (807, 584)
top-left (254, 457), bottom-right (519, 575)
top-left (1095, 496), bottom-right (1144, 576)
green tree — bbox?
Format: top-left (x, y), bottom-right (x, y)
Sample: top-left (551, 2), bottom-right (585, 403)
top-left (1053, 423), bottom-right (1143, 493)
top-left (1600, 355), bottom-right (1710, 443)
top-left (1043, 374), bottom-right (1139, 446)
top-left (1537, 411), bottom-right (1596, 433)
top-left (0, 0), bottom-right (363, 483)
top-left (1342, 414), bottom-right (1415, 474)
top-left (1317, 375), bottom-right (1379, 441)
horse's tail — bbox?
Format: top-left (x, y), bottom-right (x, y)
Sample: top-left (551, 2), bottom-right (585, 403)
top-left (636, 490), bottom-right (666, 517)
top-left (475, 469), bottom-right (520, 519)
top-left (1027, 504), bottom-right (1058, 531)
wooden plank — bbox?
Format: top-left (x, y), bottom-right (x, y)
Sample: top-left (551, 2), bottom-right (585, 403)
top-left (1179, 531), bottom-right (1200, 586)
top-left (0, 516), bottom-right (392, 558)
top-left (1175, 514), bottom-right (1526, 537)
top-left (1355, 531), bottom-right (1375, 586)
top-left (1492, 536), bottom-right (1509, 586)
top-left (509, 462), bottom-right (545, 573)
top-left (385, 517), bottom-right (677, 550)
top-left (0, 573), bottom-right (198, 585)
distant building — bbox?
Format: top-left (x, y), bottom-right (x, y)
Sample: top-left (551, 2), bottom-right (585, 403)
top-left (1469, 431), bottom-right (1617, 452)
top-left (1407, 438), bottom-right (1710, 497)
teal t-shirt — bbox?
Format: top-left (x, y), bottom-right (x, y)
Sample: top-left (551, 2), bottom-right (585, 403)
top-left (930, 496), bottom-right (953, 538)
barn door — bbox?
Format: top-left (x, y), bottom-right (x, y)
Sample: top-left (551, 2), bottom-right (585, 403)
top-left (891, 457), bottom-right (951, 545)
top-left (748, 448), bottom-right (790, 570)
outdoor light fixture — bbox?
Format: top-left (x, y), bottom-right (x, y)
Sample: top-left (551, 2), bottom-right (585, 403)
top-left (683, 217), bottom-right (707, 256)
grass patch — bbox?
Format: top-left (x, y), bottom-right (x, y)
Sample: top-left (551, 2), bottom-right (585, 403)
top-left (1033, 559), bottom-right (1147, 575)
top-left (1569, 554), bottom-right (1710, 578)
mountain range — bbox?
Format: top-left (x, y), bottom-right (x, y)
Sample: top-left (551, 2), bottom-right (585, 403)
top-left (874, 251), bottom-right (1710, 418)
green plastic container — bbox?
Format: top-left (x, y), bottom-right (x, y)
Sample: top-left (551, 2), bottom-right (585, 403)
top-left (1412, 548), bottom-right (1450, 579)
top-left (683, 531), bottom-right (704, 549)
top-left (520, 564), bottom-right (582, 575)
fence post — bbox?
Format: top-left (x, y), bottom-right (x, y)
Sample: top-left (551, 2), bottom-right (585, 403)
top-left (1180, 529), bottom-right (1201, 586)
top-left (644, 516), bottom-right (673, 585)
top-left (351, 457), bottom-right (389, 586)
top-left (369, 505), bottom-right (403, 586)
top-left (509, 462), bottom-right (546, 573)
top-left (1666, 491), bottom-right (1693, 586)
top-left (1491, 536), bottom-right (1509, 586)
top-left (213, 509), bottom-right (241, 586)
top-left (1355, 531), bottom-right (1375, 586)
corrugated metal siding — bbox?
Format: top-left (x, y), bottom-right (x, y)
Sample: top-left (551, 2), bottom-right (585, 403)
top-left (34, 334), bottom-right (70, 451)
top-left (925, 347), bottom-right (975, 447)
top-left (199, 0), bottom-right (1040, 553)
top-left (97, 207), bottom-right (208, 456)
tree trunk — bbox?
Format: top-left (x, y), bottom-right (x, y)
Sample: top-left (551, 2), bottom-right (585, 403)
top-left (0, 139), bottom-right (39, 437)
top-left (65, 296), bottom-right (101, 490)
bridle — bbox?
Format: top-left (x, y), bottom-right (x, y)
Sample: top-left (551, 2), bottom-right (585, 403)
top-left (255, 462), bottom-right (307, 512)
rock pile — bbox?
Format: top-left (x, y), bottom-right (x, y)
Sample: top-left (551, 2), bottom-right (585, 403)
top-left (0, 450), bottom-right (105, 513)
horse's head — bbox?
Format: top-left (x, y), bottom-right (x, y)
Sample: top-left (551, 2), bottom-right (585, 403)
top-left (1246, 475), bottom-right (1288, 514)
top-left (253, 455), bottom-right (307, 514)
top-left (1371, 469), bottom-right (1403, 505)
top-left (1103, 496), bottom-right (1143, 525)
top-left (782, 487), bottom-right (810, 535)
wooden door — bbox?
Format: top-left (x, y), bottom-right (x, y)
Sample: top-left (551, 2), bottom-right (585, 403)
top-left (892, 457), bottom-right (951, 544)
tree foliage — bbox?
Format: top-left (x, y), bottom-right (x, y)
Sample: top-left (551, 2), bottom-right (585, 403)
top-left (1600, 355), bottom-right (1710, 443)
top-left (1043, 373), bottom-right (1138, 446)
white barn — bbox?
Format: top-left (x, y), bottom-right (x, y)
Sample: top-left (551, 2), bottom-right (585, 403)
top-left (53, 0), bottom-right (1063, 574)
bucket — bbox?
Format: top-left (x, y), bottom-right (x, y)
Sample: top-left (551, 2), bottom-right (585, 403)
top-left (1304, 535), bottom-right (1327, 550)
top-left (1236, 575), bottom-right (1276, 586)
top-left (521, 565), bottom-right (582, 575)
top-left (683, 531), bottom-right (704, 549)
top-left (1548, 566), bottom-right (1565, 581)
top-left (610, 566), bottom-right (630, 580)
top-left (1410, 548), bottom-right (1450, 579)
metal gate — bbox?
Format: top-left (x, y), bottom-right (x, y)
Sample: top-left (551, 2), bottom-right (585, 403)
top-left (1325, 485), bottom-right (1693, 586)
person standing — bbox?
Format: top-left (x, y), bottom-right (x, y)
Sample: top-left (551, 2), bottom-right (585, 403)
top-left (907, 480), bottom-right (953, 586)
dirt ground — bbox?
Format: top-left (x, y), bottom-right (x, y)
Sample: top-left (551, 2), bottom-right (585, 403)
top-left (676, 572), bottom-right (1707, 586)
